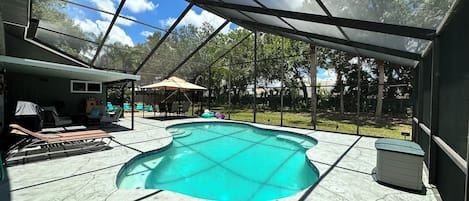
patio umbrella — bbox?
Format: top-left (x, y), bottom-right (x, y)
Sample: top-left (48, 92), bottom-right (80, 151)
top-left (141, 76), bottom-right (206, 91)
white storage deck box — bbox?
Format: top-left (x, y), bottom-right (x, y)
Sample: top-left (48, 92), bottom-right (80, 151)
top-left (375, 138), bottom-right (425, 191)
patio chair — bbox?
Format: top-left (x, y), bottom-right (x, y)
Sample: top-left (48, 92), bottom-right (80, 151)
top-left (136, 103), bottom-right (144, 111)
top-left (87, 105), bottom-right (107, 125)
top-left (6, 124), bottom-right (113, 162)
top-left (181, 102), bottom-right (191, 115)
top-left (170, 102), bottom-right (179, 115)
top-left (147, 105), bottom-right (154, 112)
top-left (42, 106), bottom-right (72, 127)
top-left (123, 103), bottom-right (132, 112)
top-left (107, 102), bottom-right (115, 112)
top-left (101, 106), bottom-right (123, 127)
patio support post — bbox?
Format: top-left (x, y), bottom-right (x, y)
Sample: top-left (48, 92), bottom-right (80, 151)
top-left (466, 113), bottom-right (469, 201)
top-left (310, 43), bottom-right (317, 130)
top-left (131, 81), bottom-right (135, 130)
top-left (253, 31), bottom-right (257, 123)
top-left (228, 56), bottom-right (232, 120)
top-left (416, 60), bottom-right (425, 143)
top-left (121, 86), bottom-right (125, 118)
top-left (165, 87), bottom-right (168, 117)
top-left (142, 90), bottom-right (145, 118)
top-left (192, 91), bottom-right (194, 116)
top-left (280, 38), bottom-right (284, 126)
top-left (208, 65), bottom-right (212, 110)
top-left (429, 37), bottom-right (440, 184)
top-left (356, 57), bottom-right (361, 135)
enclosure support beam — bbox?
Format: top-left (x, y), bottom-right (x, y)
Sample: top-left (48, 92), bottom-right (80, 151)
top-left (233, 19), bottom-right (421, 61)
top-left (253, 31), bottom-right (258, 123)
top-left (417, 59), bottom-right (430, 143)
top-left (131, 81), bottom-right (135, 130)
top-left (310, 43), bottom-right (317, 130)
top-left (133, 4), bottom-right (194, 75)
top-left (194, 33), bottom-right (252, 82)
top-left (466, 112), bottom-right (469, 201)
top-left (429, 37), bottom-right (440, 184)
top-left (417, 60), bottom-right (425, 143)
top-left (164, 20), bottom-right (230, 79)
top-left (121, 86), bottom-right (125, 118)
top-left (280, 39), bottom-right (285, 127)
top-left (90, 0), bottom-right (126, 66)
top-left (192, 0), bottom-right (435, 40)
top-left (208, 65), bottom-right (212, 110)
top-left (228, 56), bottom-right (232, 120)
top-left (356, 57), bottom-right (361, 135)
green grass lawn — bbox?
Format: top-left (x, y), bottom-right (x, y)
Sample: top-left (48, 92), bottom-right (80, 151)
top-left (219, 109), bottom-right (411, 139)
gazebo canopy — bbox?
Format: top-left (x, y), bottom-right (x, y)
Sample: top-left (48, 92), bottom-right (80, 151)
top-left (141, 76), bottom-right (207, 91)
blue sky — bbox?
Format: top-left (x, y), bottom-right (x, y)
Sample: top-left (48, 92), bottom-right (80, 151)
top-left (62, 0), bottom-right (235, 46)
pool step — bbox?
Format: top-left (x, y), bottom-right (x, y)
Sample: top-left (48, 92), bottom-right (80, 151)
top-left (167, 128), bottom-right (192, 138)
top-left (276, 135), bottom-right (314, 149)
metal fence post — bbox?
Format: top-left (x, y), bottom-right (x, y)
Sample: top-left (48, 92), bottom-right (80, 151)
top-left (253, 31), bottom-right (257, 123)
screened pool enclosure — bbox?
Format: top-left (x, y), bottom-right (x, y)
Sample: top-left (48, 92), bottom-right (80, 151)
top-left (2, 0), bottom-right (469, 200)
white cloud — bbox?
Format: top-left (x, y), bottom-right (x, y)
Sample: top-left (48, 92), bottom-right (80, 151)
top-left (161, 9), bottom-right (232, 34)
top-left (140, 31), bottom-right (153, 37)
top-left (74, 19), bottom-right (100, 35)
top-left (74, 19), bottom-right (134, 47)
top-left (89, 0), bottom-right (134, 26)
top-left (96, 20), bottom-right (134, 46)
top-left (90, 0), bottom-right (115, 13)
top-left (160, 17), bottom-right (176, 27)
top-left (125, 0), bottom-right (158, 13)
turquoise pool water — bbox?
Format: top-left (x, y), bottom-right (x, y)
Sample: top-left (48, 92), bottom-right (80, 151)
top-left (117, 122), bottom-right (319, 201)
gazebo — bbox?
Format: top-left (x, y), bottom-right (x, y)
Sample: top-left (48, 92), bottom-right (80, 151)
top-left (141, 76), bottom-right (207, 116)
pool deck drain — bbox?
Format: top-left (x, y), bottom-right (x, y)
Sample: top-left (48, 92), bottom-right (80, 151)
top-left (0, 117), bottom-right (438, 201)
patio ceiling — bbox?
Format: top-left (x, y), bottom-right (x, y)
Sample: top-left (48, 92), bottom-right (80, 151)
top-left (188, 0), bottom-right (457, 67)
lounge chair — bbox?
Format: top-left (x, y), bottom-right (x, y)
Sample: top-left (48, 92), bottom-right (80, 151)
top-left (43, 106), bottom-right (72, 127)
top-left (6, 124), bottom-right (113, 162)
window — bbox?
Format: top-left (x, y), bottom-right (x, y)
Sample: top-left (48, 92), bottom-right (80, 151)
top-left (70, 80), bottom-right (102, 93)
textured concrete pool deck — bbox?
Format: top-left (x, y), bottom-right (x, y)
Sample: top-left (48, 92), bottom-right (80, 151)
top-left (0, 117), bottom-right (438, 201)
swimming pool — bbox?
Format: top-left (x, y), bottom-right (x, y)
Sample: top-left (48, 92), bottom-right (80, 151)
top-left (117, 122), bottom-right (319, 200)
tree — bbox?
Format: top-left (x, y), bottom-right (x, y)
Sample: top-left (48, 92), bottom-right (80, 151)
top-left (317, 48), bottom-right (354, 116)
top-left (310, 43), bottom-right (317, 127)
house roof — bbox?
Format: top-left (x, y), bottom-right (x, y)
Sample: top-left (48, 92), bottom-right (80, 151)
top-left (0, 55), bottom-right (140, 83)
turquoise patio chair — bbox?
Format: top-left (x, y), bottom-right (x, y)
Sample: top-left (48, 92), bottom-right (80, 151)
top-left (107, 102), bottom-right (114, 112)
top-left (123, 103), bottom-right (131, 111)
top-left (147, 105), bottom-right (154, 112)
top-left (136, 103), bottom-right (144, 111)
